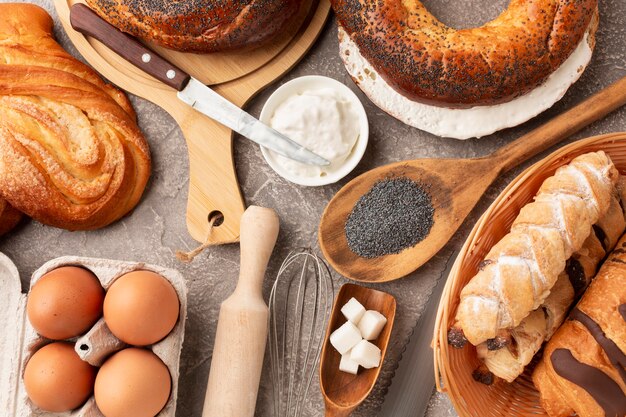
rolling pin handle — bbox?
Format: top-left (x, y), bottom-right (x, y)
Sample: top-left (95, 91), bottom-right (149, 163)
top-left (236, 206), bottom-right (280, 296)
top-left (202, 206), bottom-right (279, 417)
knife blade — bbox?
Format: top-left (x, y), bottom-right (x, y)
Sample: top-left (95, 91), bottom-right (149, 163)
top-left (69, 4), bottom-right (330, 167)
top-left (379, 250), bottom-right (458, 417)
top-left (177, 78), bottom-right (329, 166)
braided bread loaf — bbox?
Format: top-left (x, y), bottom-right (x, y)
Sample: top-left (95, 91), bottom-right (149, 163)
top-left (0, 4), bottom-right (150, 231)
top-left (455, 152), bottom-right (619, 346)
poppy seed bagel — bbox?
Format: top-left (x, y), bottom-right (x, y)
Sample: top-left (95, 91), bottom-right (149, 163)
top-left (332, 0), bottom-right (598, 107)
top-left (85, 0), bottom-right (316, 53)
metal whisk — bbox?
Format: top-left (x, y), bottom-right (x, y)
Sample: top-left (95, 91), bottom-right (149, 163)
top-left (268, 248), bottom-right (334, 417)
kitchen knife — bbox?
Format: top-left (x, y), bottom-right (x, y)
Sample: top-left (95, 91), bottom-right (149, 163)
top-left (69, 4), bottom-right (330, 167)
top-left (379, 250), bottom-right (458, 417)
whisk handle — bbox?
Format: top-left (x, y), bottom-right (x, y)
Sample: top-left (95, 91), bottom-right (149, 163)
top-left (236, 206), bottom-right (280, 296)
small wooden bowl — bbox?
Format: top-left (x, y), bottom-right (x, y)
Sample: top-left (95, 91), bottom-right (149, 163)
top-left (320, 283), bottom-right (396, 417)
top-left (433, 132), bottom-right (626, 417)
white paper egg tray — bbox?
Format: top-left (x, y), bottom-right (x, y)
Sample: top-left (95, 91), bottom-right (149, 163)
top-left (0, 253), bottom-right (188, 417)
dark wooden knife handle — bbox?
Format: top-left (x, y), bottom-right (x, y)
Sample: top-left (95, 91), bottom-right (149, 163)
top-left (70, 3), bottom-right (191, 91)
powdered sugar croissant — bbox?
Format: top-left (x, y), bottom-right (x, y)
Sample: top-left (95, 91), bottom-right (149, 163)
top-left (475, 189), bottom-right (626, 382)
top-left (455, 151), bottom-right (619, 346)
top-left (0, 4), bottom-right (150, 231)
top-left (476, 217), bottom-right (611, 381)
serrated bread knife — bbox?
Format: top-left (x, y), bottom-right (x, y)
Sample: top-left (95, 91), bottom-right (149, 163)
top-left (379, 251), bottom-right (457, 417)
top-left (69, 4), bottom-right (330, 167)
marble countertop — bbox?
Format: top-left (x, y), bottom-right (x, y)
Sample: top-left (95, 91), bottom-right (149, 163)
top-left (2, 0), bottom-right (625, 416)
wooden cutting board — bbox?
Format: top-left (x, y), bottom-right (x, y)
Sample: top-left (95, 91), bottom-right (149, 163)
top-left (53, 0), bottom-right (331, 244)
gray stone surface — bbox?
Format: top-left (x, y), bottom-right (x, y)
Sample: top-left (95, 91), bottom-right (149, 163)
top-left (1, 0), bottom-right (625, 416)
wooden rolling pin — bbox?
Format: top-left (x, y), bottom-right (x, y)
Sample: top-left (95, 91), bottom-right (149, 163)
top-left (203, 206), bottom-right (279, 417)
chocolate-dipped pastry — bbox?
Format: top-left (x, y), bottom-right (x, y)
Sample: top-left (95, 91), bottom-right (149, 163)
top-left (532, 235), bottom-right (626, 417)
top-left (550, 348), bottom-right (625, 416)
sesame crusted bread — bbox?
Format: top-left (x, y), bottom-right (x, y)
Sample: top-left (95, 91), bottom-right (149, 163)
top-left (332, 0), bottom-right (598, 107)
top-left (0, 4), bottom-right (151, 231)
top-left (85, 0), bottom-right (316, 53)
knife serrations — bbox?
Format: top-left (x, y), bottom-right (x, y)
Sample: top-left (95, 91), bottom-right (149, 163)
top-left (178, 78), bottom-right (329, 166)
top-left (378, 251), bottom-right (457, 417)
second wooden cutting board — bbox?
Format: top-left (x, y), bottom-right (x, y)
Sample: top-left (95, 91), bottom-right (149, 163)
top-left (53, 0), bottom-right (331, 244)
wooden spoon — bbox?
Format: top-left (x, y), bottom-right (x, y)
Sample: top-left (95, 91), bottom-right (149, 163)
top-left (320, 283), bottom-right (396, 417)
top-left (319, 76), bottom-right (626, 282)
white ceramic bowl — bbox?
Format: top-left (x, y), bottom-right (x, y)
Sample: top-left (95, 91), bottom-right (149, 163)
top-left (259, 75), bottom-right (369, 186)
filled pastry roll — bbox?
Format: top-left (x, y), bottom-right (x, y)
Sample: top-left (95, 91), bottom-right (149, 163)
top-left (450, 152), bottom-right (619, 347)
top-left (475, 187), bottom-right (626, 382)
top-left (476, 233), bottom-right (604, 382)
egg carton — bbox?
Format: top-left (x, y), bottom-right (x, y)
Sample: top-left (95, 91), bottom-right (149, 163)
top-left (0, 253), bottom-right (188, 417)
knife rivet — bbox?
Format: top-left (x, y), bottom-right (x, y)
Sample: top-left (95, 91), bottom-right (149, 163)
top-left (166, 70), bottom-right (176, 79)
top-left (141, 53), bottom-right (151, 63)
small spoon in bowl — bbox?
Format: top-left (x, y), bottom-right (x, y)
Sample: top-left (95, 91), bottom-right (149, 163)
top-left (319, 76), bottom-right (626, 282)
top-left (320, 283), bottom-right (396, 417)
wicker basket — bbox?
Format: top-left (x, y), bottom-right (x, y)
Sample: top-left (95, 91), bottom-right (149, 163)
top-left (433, 132), bottom-right (626, 417)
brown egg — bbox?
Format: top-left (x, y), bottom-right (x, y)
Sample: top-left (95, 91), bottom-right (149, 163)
top-left (104, 270), bottom-right (179, 346)
top-left (94, 348), bottom-right (171, 417)
top-left (27, 266), bottom-right (104, 339)
top-left (24, 342), bottom-right (97, 412)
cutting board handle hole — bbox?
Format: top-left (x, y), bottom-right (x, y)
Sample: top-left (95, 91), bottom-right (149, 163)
top-left (208, 211), bottom-right (224, 227)
top-left (79, 344), bottom-right (89, 352)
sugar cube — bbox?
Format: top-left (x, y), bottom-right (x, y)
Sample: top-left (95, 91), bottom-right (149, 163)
top-left (339, 351), bottom-right (360, 375)
top-left (330, 321), bottom-right (362, 355)
top-left (341, 297), bottom-right (366, 324)
top-left (358, 310), bottom-right (387, 340)
top-left (350, 340), bottom-right (381, 369)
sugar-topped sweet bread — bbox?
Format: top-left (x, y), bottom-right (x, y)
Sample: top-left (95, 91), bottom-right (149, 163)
top-left (0, 4), bottom-right (151, 231)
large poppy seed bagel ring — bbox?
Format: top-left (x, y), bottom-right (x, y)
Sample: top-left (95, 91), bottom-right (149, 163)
top-left (332, 0), bottom-right (598, 107)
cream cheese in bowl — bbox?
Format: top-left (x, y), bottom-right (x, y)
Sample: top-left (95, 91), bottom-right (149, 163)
top-left (260, 76), bottom-right (368, 186)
